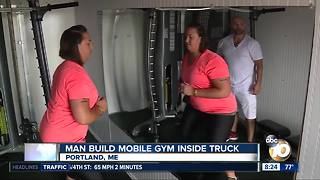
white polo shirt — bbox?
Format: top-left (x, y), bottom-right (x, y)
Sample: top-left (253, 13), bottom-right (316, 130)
top-left (217, 34), bottom-right (263, 88)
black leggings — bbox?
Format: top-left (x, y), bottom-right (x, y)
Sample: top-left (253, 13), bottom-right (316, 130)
top-left (67, 171), bottom-right (103, 180)
top-left (182, 104), bottom-right (235, 143)
top-left (67, 138), bottom-right (104, 180)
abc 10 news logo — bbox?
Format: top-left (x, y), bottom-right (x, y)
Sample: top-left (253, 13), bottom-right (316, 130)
top-left (266, 135), bottom-right (291, 162)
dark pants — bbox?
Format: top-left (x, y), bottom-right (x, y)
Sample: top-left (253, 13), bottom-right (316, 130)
top-left (182, 104), bottom-right (235, 143)
top-left (67, 171), bottom-right (104, 180)
top-left (180, 105), bottom-right (236, 179)
top-left (67, 137), bottom-right (104, 180)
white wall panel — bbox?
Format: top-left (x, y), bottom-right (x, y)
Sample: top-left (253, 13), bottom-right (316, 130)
top-left (75, 0), bottom-right (109, 142)
top-left (256, 7), bottom-right (314, 136)
top-left (102, 9), bottom-right (148, 114)
top-left (297, 1), bottom-right (320, 179)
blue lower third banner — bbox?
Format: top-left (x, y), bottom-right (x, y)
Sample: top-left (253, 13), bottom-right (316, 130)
top-left (280, 163), bottom-right (299, 172)
top-left (10, 162), bottom-right (259, 172)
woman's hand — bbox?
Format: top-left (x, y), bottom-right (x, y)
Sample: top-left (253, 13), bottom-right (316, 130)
top-left (181, 83), bottom-right (195, 96)
top-left (96, 97), bottom-right (107, 113)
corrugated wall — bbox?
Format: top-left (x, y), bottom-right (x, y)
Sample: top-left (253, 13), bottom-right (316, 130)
top-left (297, 1), bottom-right (320, 179)
top-left (90, 0), bottom-right (314, 9)
top-left (255, 7), bottom-right (314, 136)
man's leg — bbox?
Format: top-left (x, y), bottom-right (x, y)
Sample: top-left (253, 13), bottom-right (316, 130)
top-left (247, 119), bottom-right (256, 142)
top-left (235, 88), bottom-right (257, 143)
top-left (244, 92), bottom-right (257, 143)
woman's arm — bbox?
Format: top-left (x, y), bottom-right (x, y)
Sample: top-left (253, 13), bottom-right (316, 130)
top-left (181, 77), bottom-right (232, 99)
top-left (70, 97), bottom-right (107, 125)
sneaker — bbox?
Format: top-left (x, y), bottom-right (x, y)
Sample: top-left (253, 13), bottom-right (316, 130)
top-left (227, 177), bottom-right (238, 180)
top-left (228, 131), bottom-right (239, 141)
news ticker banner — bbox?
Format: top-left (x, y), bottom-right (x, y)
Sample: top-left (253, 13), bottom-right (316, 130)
top-left (10, 162), bottom-right (260, 172)
top-left (24, 143), bottom-right (259, 162)
top-left (9, 162), bottom-right (298, 172)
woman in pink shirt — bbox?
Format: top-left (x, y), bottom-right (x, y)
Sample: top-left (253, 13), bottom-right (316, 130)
top-left (181, 23), bottom-right (237, 180)
top-left (40, 25), bottom-right (107, 143)
top-left (40, 25), bottom-right (107, 180)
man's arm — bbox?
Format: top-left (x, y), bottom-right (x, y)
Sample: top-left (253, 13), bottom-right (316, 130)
top-left (253, 59), bottom-right (263, 95)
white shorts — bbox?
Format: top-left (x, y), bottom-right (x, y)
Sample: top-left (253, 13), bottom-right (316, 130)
top-left (232, 86), bottom-right (257, 120)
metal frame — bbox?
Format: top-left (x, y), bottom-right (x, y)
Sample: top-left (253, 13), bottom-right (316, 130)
top-left (27, 0), bottom-right (79, 105)
top-left (0, 13), bottom-right (20, 154)
top-left (0, 0), bottom-right (79, 150)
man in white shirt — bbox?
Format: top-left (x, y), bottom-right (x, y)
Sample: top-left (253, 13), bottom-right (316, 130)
top-left (217, 16), bottom-right (263, 143)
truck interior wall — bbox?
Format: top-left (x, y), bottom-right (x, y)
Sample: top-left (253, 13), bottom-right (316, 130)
top-left (297, 1), bottom-right (320, 179)
top-left (102, 9), bottom-right (148, 114)
top-left (2, 0), bottom-right (314, 145)
top-left (75, 0), bottom-right (112, 142)
top-left (255, 7), bottom-right (314, 137)
top-left (0, 0), bottom-right (319, 179)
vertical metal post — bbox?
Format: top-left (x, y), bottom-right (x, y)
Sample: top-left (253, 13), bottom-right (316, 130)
top-left (249, 7), bottom-right (256, 38)
top-left (5, 0), bottom-right (26, 118)
top-left (0, 14), bottom-right (21, 149)
top-left (28, 0), bottom-right (51, 105)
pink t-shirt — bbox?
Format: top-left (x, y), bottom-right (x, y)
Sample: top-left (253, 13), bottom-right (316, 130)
top-left (40, 60), bottom-right (99, 143)
top-left (181, 49), bottom-right (237, 114)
